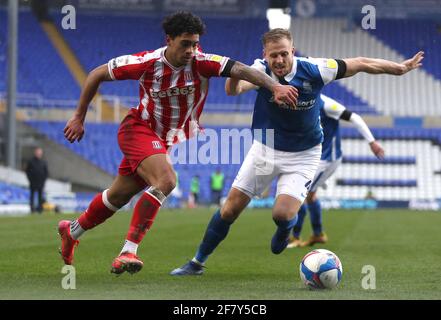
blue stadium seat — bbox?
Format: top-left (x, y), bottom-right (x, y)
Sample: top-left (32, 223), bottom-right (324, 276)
top-left (50, 13), bottom-right (268, 110)
top-left (0, 10), bottom-right (80, 106)
top-left (368, 19), bottom-right (441, 81)
top-left (0, 182), bottom-right (29, 204)
top-left (342, 155), bottom-right (416, 165)
top-left (337, 179), bottom-right (417, 187)
top-left (27, 121), bottom-right (441, 202)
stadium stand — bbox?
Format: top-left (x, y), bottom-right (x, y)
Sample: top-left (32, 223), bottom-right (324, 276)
top-left (26, 120), bottom-right (122, 175)
top-left (0, 164), bottom-right (94, 212)
top-left (342, 155), bottom-right (417, 165)
top-left (1, 5), bottom-right (440, 208)
top-left (290, 17), bottom-right (441, 116)
top-left (322, 139), bottom-right (441, 201)
top-left (336, 179), bottom-right (418, 187)
top-left (25, 121), bottom-right (441, 202)
top-left (3, 10), bottom-right (439, 115)
top-left (0, 12), bottom-right (5, 94)
top-left (368, 19), bottom-right (441, 81)
top-left (51, 13), bottom-right (268, 111)
top-left (0, 181), bottom-right (94, 212)
top-left (0, 9), bottom-right (80, 107)
top-left (0, 181), bottom-right (29, 204)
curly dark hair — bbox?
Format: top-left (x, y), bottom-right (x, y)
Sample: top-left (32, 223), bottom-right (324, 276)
top-left (162, 11), bottom-right (206, 38)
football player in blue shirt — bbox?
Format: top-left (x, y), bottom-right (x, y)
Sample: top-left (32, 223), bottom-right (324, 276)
top-left (171, 28), bottom-right (423, 275)
top-left (287, 94), bottom-right (385, 248)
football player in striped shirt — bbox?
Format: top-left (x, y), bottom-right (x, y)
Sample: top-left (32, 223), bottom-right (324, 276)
top-left (58, 12), bottom-right (299, 275)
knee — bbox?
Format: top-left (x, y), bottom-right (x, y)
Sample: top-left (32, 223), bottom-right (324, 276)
top-left (273, 207), bottom-right (289, 221)
top-left (220, 205), bottom-right (240, 222)
top-left (273, 203), bottom-right (297, 221)
top-left (220, 198), bottom-right (244, 222)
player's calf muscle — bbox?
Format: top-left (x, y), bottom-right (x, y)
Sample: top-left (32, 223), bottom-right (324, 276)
top-left (107, 190), bottom-right (134, 208)
top-left (106, 176), bottom-right (144, 208)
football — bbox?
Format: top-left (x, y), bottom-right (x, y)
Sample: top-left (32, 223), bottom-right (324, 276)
top-left (299, 249), bottom-right (343, 289)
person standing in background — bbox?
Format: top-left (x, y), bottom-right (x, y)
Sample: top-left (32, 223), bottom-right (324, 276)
top-left (25, 147), bottom-right (48, 214)
top-left (189, 175), bottom-right (200, 207)
top-left (210, 169), bottom-right (224, 206)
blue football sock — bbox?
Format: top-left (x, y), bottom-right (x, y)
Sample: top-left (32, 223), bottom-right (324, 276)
top-left (195, 210), bottom-right (232, 264)
top-left (273, 216), bottom-right (298, 240)
top-left (271, 216), bottom-right (298, 254)
top-left (309, 199), bottom-right (323, 236)
top-left (292, 204), bottom-right (308, 238)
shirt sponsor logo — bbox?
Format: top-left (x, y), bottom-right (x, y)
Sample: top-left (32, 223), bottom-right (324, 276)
top-left (150, 85), bottom-right (195, 99)
top-left (295, 98), bottom-right (316, 110)
top-left (269, 97), bottom-right (316, 110)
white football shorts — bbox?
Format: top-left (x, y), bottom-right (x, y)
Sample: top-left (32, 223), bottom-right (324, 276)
top-left (232, 140), bottom-right (322, 202)
top-left (309, 157), bottom-right (342, 193)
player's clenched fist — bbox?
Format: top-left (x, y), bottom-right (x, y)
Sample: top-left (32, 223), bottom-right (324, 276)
top-left (64, 116), bottom-right (85, 143)
top-left (272, 84), bottom-right (298, 107)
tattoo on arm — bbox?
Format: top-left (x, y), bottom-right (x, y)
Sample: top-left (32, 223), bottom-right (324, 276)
top-left (230, 61), bottom-right (277, 92)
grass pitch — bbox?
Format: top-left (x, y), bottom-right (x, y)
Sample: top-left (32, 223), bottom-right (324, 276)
top-left (0, 208), bottom-right (440, 300)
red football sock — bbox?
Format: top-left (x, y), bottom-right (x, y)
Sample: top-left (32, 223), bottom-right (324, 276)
top-left (126, 191), bottom-right (162, 244)
top-left (78, 190), bottom-right (118, 230)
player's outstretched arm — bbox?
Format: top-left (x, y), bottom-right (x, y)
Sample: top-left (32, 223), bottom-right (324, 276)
top-left (342, 51), bottom-right (424, 78)
top-left (225, 77), bottom-right (258, 96)
top-left (64, 64), bottom-right (112, 143)
top-left (345, 111), bottom-right (385, 160)
top-left (229, 61), bottom-right (298, 106)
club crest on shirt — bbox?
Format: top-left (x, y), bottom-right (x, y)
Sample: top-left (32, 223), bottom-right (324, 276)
top-left (303, 81), bottom-right (312, 93)
top-left (184, 71), bottom-right (193, 83)
top-left (152, 141), bottom-right (162, 149)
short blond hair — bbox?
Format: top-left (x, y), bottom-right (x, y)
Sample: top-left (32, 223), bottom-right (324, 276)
top-left (261, 28), bottom-right (293, 47)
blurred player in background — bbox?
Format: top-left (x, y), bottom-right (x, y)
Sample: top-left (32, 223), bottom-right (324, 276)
top-left (288, 94), bottom-right (385, 248)
top-left (171, 28), bottom-right (423, 275)
top-left (58, 12), bottom-right (298, 275)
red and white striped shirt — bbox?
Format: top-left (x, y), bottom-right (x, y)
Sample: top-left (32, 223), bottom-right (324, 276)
top-left (108, 47), bottom-right (229, 146)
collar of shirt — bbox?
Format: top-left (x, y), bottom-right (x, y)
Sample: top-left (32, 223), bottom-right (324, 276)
top-left (283, 58), bottom-right (298, 82)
